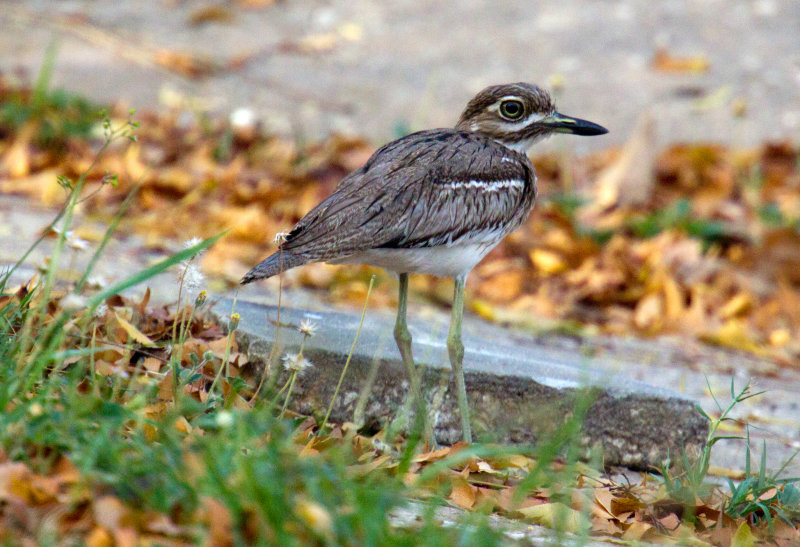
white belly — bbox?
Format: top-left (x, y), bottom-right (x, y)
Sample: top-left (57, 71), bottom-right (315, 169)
top-left (328, 243), bottom-right (497, 279)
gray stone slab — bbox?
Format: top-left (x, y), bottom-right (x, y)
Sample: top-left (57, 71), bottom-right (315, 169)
top-left (213, 298), bottom-right (708, 469)
top-left (391, 500), bottom-right (627, 546)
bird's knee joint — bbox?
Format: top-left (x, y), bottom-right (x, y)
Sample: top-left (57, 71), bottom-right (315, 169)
top-left (394, 324), bottom-right (412, 345)
top-left (446, 336), bottom-right (464, 359)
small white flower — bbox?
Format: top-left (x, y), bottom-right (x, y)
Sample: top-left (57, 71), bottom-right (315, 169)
top-left (86, 275), bottom-right (107, 289)
top-left (66, 234), bottom-right (90, 251)
top-left (183, 237), bottom-right (203, 250)
top-left (298, 318), bottom-right (318, 337)
top-left (52, 227), bottom-right (89, 251)
top-left (94, 303), bottom-right (108, 318)
top-left (281, 352), bottom-right (299, 369)
top-left (282, 352), bottom-right (312, 372)
top-left (216, 410), bottom-right (234, 428)
top-left (60, 293), bottom-right (87, 312)
top-left (273, 232), bottom-right (289, 245)
top-left (181, 263), bottom-right (205, 292)
top-left (183, 237), bottom-right (205, 258)
top-left (230, 107), bottom-right (257, 129)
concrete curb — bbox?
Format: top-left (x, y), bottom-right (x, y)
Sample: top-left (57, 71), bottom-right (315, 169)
top-left (213, 298), bottom-right (708, 469)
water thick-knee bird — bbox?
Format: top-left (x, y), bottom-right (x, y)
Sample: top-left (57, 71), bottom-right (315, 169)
top-left (241, 82), bottom-right (608, 443)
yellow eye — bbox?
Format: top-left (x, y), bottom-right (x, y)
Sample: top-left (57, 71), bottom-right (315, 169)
top-left (499, 100), bottom-right (524, 120)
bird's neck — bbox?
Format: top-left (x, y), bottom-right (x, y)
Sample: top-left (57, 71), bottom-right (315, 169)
top-left (461, 126), bottom-right (551, 155)
top-left (490, 137), bottom-right (537, 154)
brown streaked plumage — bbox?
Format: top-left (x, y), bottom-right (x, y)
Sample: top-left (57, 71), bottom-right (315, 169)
top-left (241, 82), bottom-right (608, 443)
top-left (241, 130), bottom-right (536, 280)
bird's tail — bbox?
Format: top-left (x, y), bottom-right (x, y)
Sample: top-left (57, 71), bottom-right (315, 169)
top-left (240, 251), bottom-right (307, 284)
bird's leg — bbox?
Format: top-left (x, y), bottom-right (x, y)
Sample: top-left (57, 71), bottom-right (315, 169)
top-left (447, 276), bottom-right (472, 443)
top-left (394, 273), bottom-right (424, 419)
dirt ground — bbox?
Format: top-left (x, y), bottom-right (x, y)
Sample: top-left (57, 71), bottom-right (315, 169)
top-left (1, 0), bottom-right (798, 150)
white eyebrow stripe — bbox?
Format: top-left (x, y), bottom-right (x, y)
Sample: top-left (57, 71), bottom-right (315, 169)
top-left (513, 111), bottom-right (547, 125)
top-left (441, 179), bottom-right (525, 191)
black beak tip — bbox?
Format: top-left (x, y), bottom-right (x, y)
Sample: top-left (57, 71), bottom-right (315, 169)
top-left (549, 113), bottom-right (609, 136)
top-left (576, 121), bottom-right (609, 136)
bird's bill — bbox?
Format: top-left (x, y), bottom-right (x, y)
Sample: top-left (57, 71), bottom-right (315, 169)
top-left (543, 111), bottom-right (608, 136)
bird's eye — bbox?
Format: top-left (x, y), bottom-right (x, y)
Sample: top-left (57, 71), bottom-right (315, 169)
top-left (499, 100), bottom-right (524, 120)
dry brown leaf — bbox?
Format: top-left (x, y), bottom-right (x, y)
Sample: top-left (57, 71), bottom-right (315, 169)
top-left (518, 502), bottom-right (584, 533)
top-left (700, 320), bottom-right (761, 353)
top-left (348, 454), bottom-right (392, 477)
top-left (706, 465), bottom-right (746, 480)
top-left (202, 496), bottom-right (234, 547)
top-left (634, 292), bottom-right (663, 331)
top-left (731, 522), bottom-right (756, 547)
top-left (157, 370), bottom-right (175, 400)
top-left (28, 474), bottom-right (59, 504)
top-left (473, 487), bottom-right (499, 511)
top-left (114, 311), bottom-right (155, 345)
top-left (477, 269), bottom-right (525, 301)
top-left (2, 121), bottom-right (37, 178)
top-left (93, 495), bottom-right (131, 531)
top-left (237, 0), bottom-right (278, 8)
top-left (298, 32), bottom-right (339, 53)
top-left (413, 446), bottom-right (453, 463)
top-left (189, 5), bottom-right (234, 25)
top-left (622, 519), bottom-right (653, 540)
top-left (658, 512), bottom-right (681, 530)
top-left (663, 274), bottom-right (685, 320)
top-left (594, 114), bottom-right (657, 208)
top-left (113, 528), bottom-right (138, 547)
top-left (610, 493), bottom-right (643, 516)
top-left (142, 357), bottom-right (163, 373)
top-left (652, 49), bottom-right (710, 73)
top-left (174, 416), bottom-right (192, 434)
top-left (487, 454), bottom-right (532, 472)
top-left (0, 462), bottom-right (32, 502)
top-left (592, 487), bottom-right (616, 520)
top-left (769, 328), bottom-right (791, 347)
top-left (153, 49), bottom-right (219, 78)
top-left (592, 515), bottom-right (622, 535)
top-left (295, 498), bottom-right (334, 538)
top-left (720, 292), bottom-right (752, 320)
top-left (529, 249), bottom-right (568, 275)
top-left (208, 336), bottom-right (237, 357)
top-left (86, 527), bottom-right (114, 547)
top-left (448, 478), bottom-right (477, 510)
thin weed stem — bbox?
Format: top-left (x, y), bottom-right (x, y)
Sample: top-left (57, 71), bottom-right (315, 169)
top-left (278, 332), bottom-right (309, 417)
top-left (280, 372), bottom-right (298, 418)
top-left (251, 246), bottom-right (284, 402)
top-left (209, 307), bottom-right (239, 397)
top-left (90, 323), bottom-right (98, 396)
top-left (172, 263), bottom-right (189, 343)
top-left (268, 375), bottom-right (294, 411)
top-left (322, 275), bottom-right (374, 430)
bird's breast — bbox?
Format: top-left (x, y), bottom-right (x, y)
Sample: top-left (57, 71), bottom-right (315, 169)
top-left (327, 240), bottom-right (503, 279)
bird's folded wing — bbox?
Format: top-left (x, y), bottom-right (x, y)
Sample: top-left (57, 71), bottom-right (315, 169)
top-left (280, 131), bottom-right (534, 259)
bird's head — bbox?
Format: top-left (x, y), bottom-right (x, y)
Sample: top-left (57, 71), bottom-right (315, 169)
top-left (455, 82), bottom-right (608, 153)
